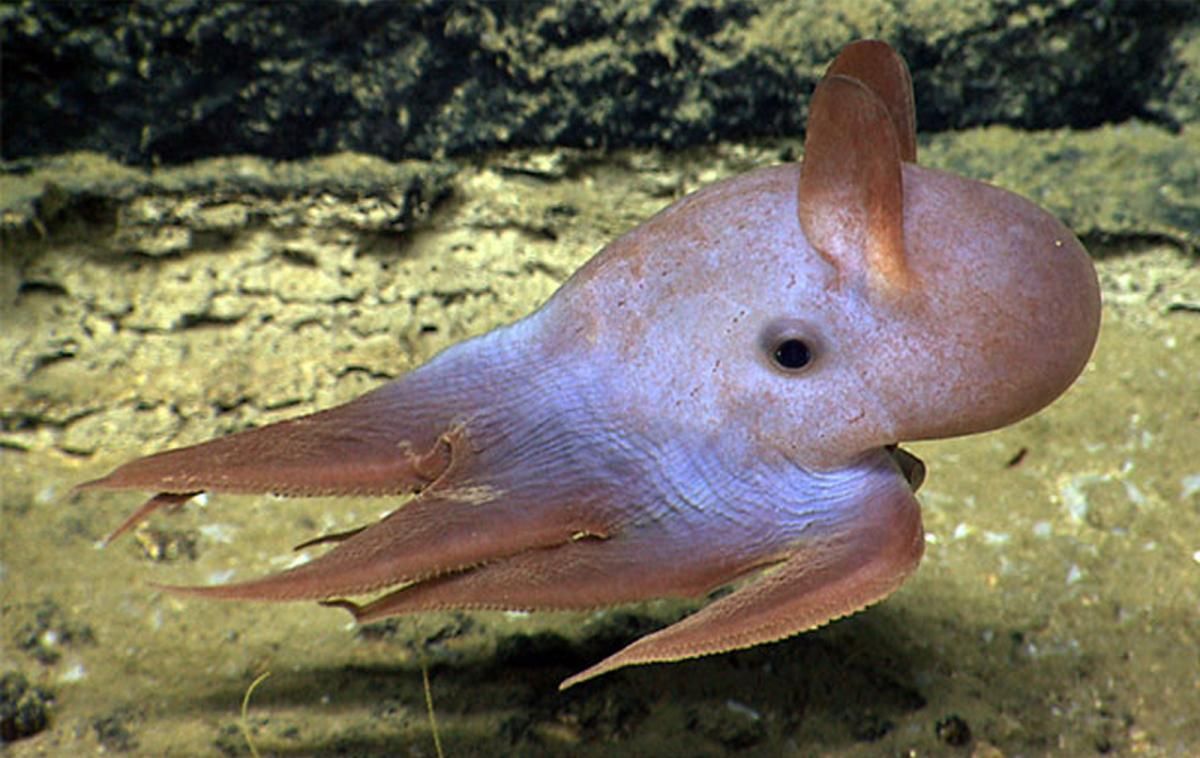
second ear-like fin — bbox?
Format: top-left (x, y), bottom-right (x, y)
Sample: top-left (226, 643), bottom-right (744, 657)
top-left (798, 49), bottom-right (912, 297)
top-left (825, 40), bottom-right (917, 163)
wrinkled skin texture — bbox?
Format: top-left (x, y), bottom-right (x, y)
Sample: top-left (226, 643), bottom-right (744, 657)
top-left (78, 41), bottom-right (1101, 688)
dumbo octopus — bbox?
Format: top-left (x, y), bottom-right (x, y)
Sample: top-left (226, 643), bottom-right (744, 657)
top-left (80, 40), bottom-right (1100, 688)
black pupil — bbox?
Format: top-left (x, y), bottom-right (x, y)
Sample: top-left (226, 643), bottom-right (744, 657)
top-left (773, 339), bottom-right (811, 370)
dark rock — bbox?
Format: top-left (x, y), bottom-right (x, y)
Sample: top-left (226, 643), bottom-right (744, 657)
top-left (3, 0), bottom-right (1196, 165)
top-left (936, 713), bottom-right (973, 747)
top-left (687, 698), bottom-right (768, 750)
top-left (0, 672), bottom-right (52, 743)
top-left (93, 709), bottom-right (139, 752)
top-left (12, 598), bottom-right (95, 665)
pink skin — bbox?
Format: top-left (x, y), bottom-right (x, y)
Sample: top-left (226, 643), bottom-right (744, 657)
top-left (77, 41), bottom-right (1100, 689)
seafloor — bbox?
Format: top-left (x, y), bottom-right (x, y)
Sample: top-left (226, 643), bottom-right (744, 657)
top-left (3, 5), bottom-right (1200, 756)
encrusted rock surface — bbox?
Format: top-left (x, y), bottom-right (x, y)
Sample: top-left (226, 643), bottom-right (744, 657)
top-left (3, 0), bottom-right (1197, 164)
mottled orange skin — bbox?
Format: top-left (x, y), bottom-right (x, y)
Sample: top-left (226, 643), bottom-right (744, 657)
top-left (79, 41), bottom-right (1100, 688)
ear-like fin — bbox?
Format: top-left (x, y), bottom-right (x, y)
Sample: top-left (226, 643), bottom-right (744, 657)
top-left (560, 469), bottom-right (924, 689)
top-left (826, 40), bottom-right (917, 163)
top-left (798, 72), bottom-right (911, 295)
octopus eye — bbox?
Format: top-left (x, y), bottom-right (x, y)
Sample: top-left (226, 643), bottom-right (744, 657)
top-left (772, 338), bottom-right (813, 370)
top-left (760, 318), bottom-right (820, 375)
